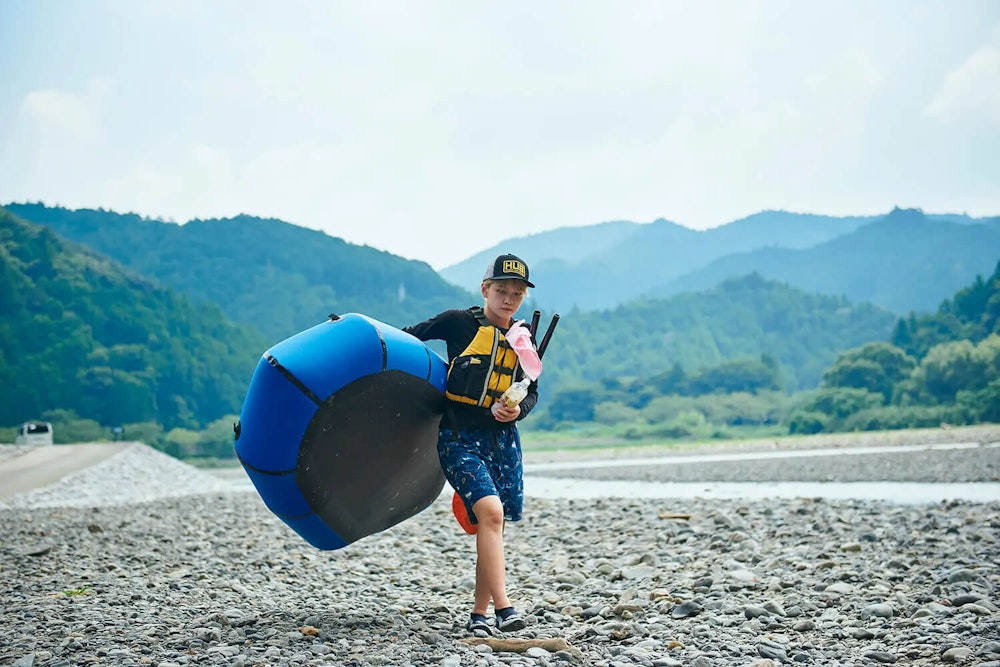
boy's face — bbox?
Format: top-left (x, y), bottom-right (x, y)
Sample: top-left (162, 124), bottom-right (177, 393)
top-left (482, 279), bottom-right (527, 324)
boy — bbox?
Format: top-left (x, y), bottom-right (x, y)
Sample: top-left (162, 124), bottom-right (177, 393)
top-left (403, 253), bottom-right (538, 635)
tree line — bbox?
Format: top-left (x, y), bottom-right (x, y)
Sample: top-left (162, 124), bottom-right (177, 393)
top-left (524, 261), bottom-right (1000, 441)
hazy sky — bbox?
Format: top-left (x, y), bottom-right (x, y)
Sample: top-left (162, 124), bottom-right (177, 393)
top-left (1, 1), bottom-right (998, 268)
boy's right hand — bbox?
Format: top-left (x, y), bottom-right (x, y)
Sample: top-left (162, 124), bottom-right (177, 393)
top-left (491, 402), bottom-right (520, 422)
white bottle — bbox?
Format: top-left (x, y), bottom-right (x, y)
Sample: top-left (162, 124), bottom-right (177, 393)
top-left (498, 377), bottom-right (531, 409)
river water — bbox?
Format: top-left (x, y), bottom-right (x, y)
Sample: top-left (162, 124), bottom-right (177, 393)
top-left (523, 477), bottom-right (1000, 504)
top-left (522, 441), bottom-right (1000, 504)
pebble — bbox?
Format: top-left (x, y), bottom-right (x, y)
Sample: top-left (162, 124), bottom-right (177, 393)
top-left (1, 441), bottom-right (998, 666)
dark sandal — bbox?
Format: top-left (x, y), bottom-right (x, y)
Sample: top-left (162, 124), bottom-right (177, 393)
top-left (466, 613), bottom-right (492, 635)
top-left (495, 606), bottom-right (526, 632)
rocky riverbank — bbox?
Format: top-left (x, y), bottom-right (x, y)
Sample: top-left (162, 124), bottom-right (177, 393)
top-left (2, 436), bottom-right (999, 666)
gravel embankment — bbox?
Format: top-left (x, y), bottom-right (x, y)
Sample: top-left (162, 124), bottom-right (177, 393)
top-left (0, 443), bottom-right (239, 510)
top-left (2, 434), bottom-right (999, 667)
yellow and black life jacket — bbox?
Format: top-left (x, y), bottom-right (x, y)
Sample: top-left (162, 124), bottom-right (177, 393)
top-left (445, 307), bottom-right (520, 408)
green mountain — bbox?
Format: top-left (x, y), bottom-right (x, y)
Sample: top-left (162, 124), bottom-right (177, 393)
top-left (0, 207), bottom-right (268, 429)
top-left (3, 203), bottom-right (476, 342)
top-left (661, 208), bottom-right (1000, 314)
top-left (538, 273), bottom-right (898, 392)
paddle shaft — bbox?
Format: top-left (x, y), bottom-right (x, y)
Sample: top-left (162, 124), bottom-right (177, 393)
top-left (528, 310), bottom-right (541, 345)
top-left (537, 313), bottom-right (560, 359)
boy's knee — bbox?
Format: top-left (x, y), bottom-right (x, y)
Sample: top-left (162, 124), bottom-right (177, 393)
top-left (472, 496), bottom-right (505, 529)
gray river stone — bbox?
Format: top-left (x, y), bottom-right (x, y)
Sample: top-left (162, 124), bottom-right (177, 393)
top-left (1, 435), bottom-right (998, 665)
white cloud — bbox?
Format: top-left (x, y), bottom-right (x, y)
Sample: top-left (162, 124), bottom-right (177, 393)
top-left (20, 78), bottom-right (110, 139)
top-left (103, 166), bottom-right (182, 215)
top-left (3, 2), bottom-right (998, 268)
top-left (3, 79), bottom-right (113, 207)
top-left (101, 144), bottom-right (238, 222)
top-left (22, 89), bottom-right (96, 139)
top-left (479, 46), bottom-right (888, 232)
top-left (924, 43), bottom-right (1000, 123)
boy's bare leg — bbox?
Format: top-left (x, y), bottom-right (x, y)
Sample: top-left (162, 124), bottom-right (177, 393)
top-left (471, 495), bottom-right (510, 614)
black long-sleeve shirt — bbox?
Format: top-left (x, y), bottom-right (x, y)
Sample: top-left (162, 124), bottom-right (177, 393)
top-left (403, 308), bottom-right (538, 431)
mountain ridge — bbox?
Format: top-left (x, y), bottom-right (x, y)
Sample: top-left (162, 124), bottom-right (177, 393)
top-left (441, 207), bottom-right (998, 313)
top-left (658, 208), bottom-right (1000, 313)
top-left (3, 203), bottom-right (477, 342)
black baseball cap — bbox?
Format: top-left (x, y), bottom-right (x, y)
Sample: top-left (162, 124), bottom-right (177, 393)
top-left (483, 253), bottom-right (535, 287)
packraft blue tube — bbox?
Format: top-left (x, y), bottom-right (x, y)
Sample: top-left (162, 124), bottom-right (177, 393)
top-left (235, 313), bottom-right (448, 550)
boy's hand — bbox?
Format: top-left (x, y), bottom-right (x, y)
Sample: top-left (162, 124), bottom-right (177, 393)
top-left (491, 403), bottom-right (520, 422)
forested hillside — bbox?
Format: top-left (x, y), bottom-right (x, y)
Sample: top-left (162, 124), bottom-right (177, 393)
top-left (529, 264), bottom-right (1000, 440)
top-left (537, 273), bottom-right (898, 393)
top-left (787, 260), bottom-right (1000, 433)
top-left (0, 208), bottom-right (267, 429)
top-left (4, 203), bottom-right (476, 342)
top-left (891, 260), bottom-right (1000, 358)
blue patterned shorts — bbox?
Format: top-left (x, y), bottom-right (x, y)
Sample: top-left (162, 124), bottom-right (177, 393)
top-left (438, 426), bottom-right (523, 525)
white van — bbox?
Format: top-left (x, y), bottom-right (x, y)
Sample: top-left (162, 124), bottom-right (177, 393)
top-left (16, 422), bottom-right (54, 446)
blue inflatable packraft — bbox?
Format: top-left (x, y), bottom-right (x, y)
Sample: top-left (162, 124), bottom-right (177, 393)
top-left (234, 313), bottom-right (448, 550)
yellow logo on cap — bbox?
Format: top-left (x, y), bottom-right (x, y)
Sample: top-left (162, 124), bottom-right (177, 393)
top-left (503, 259), bottom-right (526, 278)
